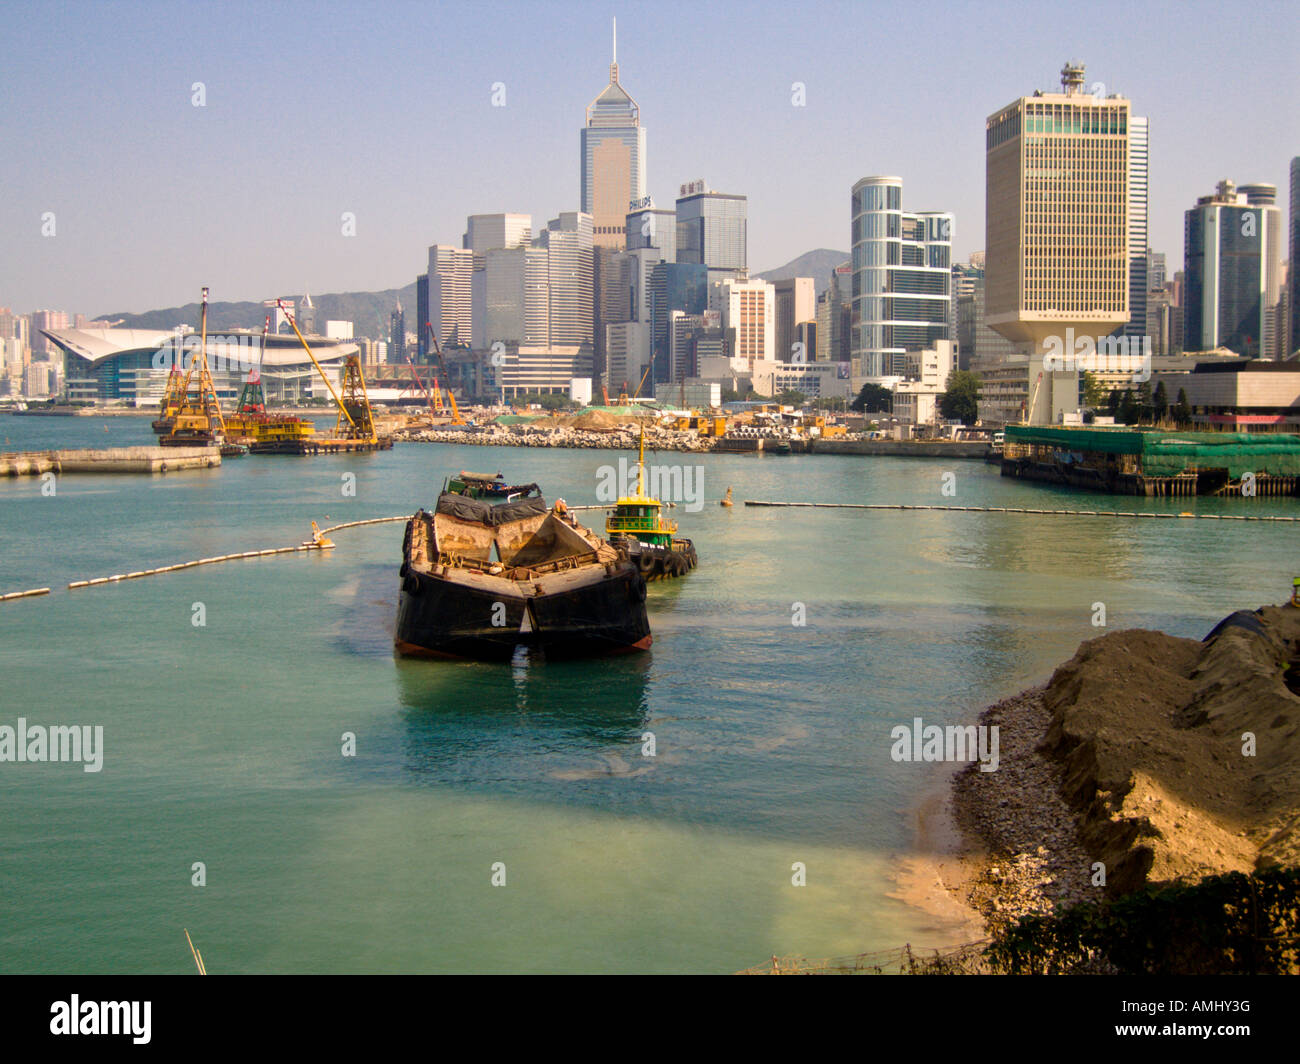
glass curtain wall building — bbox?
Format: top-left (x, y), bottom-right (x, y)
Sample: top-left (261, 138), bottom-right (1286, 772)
top-left (849, 176), bottom-right (953, 380)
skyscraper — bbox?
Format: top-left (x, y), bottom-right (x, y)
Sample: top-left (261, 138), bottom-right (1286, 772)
top-left (478, 246), bottom-right (550, 349)
top-left (772, 277), bottom-right (816, 363)
top-left (464, 214), bottom-right (532, 260)
top-left (626, 205), bottom-right (675, 261)
top-left (537, 211), bottom-right (594, 347)
top-left (1147, 249), bottom-right (1167, 294)
top-left (1290, 157), bottom-right (1299, 357)
top-left (814, 262), bottom-right (852, 363)
top-left (415, 274), bottom-right (429, 358)
top-left (984, 62), bottom-right (1130, 423)
top-left (1184, 179), bottom-right (1281, 358)
top-left (849, 175), bottom-right (953, 381)
top-left (710, 278), bottom-right (774, 366)
top-left (648, 261), bottom-right (707, 384)
top-left (580, 19), bottom-right (646, 251)
top-left (675, 180), bottom-right (746, 285)
top-left (1123, 115), bottom-right (1149, 344)
top-left (389, 301), bottom-right (405, 365)
top-left (427, 245), bottom-right (473, 348)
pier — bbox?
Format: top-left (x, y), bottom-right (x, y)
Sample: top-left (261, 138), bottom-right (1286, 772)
top-left (0, 446), bottom-right (220, 476)
top-left (1000, 426), bottom-right (1300, 497)
top-left (743, 501), bottom-right (1300, 522)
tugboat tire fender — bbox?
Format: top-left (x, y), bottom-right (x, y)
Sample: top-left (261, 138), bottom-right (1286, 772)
top-left (402, 574), bottom-right (420, 595)
top-left (638, 552), bottom-right (656, 574)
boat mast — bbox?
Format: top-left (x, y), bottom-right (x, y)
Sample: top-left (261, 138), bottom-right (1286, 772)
top-left (637, 423), bottom-right (646, 498)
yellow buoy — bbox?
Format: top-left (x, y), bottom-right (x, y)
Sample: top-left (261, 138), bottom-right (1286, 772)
top-left (720, 486), bottom-right (734, 508)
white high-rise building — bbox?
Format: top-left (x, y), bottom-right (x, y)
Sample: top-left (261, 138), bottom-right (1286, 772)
top-left (711, 278), bottom-right (775, 366)
top-left (537, 212), bottom-right (594, 347)
top-left (1123, 115), bottom-right (1150, 344)
top-left (464, 214), bottom-right (532, 262)
top-left (427, 245), bottom-right (473, 348)
top-left (849, 176), bottom-right (954, 383)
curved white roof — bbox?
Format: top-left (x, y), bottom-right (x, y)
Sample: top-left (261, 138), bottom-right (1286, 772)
top-left (42, 327), bottom-right (358, 368)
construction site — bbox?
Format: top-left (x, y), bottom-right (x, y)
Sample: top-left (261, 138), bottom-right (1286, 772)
top-left (152, 289), bottom-right (392, 457)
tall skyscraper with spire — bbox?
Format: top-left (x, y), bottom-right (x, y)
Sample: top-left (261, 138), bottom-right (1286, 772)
top-left (581, 18), bottom-right (646, 250)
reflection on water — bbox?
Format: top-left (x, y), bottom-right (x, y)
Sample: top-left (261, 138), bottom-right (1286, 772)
top-left (394, 651), bottom-right (652, 789)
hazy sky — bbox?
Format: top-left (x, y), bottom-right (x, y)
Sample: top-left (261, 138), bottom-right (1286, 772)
top-left (2, 0), bottom-right (1296, 317)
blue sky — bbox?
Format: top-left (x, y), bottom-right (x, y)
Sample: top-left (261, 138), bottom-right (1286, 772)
top-left (1, 0), bottom-right (1296, 316)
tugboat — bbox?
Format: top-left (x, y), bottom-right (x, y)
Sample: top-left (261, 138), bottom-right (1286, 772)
top-left (605, 429), bottom-right (698, 580)
top-left (395, 473), bottom-right (651, 661)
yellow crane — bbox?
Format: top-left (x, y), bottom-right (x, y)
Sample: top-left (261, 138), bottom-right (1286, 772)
top-left (278, 299), bottom-right (378, 443)
top-left (425, 323), bottom-right (465, 425)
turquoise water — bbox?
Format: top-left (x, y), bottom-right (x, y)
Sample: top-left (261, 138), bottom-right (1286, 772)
top-left (2, 414), bottom-right (1297, 973)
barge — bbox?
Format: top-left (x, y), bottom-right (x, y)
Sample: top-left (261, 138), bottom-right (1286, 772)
top-left (395, 473), bottom-right (651, 661)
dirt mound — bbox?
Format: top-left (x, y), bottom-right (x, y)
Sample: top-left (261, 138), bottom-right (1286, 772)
top-left (557, 409), bottom-right (652, 431)
top-left (1039, 604), bottom-right (1300, 894)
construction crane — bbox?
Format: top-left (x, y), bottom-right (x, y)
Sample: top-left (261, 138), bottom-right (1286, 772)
top-left (406, 353), bottom-right (444, 416)
top-left (1022, 371), bottom-right (1044, 425)
top-left (162, 286), bottom-right (226, 445)
top-left (425, 322), bottom-right (465, 425)
top-left (278, 299), bottom-right (378, 442)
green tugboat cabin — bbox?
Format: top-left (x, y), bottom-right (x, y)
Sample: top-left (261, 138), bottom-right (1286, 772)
top-left (605, 432), bottom-right (677, 547)
top-left (604, 427), bottom-right (697, 579)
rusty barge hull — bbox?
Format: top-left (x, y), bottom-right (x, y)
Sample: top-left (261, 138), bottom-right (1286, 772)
top-left (395, 564), bottom-right (650, 660)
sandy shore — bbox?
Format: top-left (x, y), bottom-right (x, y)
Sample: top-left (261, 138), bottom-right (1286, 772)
top-left (891, 686), bottom-right (1095, 944)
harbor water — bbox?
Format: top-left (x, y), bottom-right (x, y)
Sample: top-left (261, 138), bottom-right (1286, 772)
top-left (2, 415), bottom-right (1297, 972)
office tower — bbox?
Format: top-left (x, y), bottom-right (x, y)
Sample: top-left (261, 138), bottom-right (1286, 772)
top-left (537, 211), bottom-right (594, 347)
top-left (1291, 157), bottom-right (1299, 357)
top-left (1123, 115), bottom-right (1149, 344)
top-left (959, 270), bottom-right (1022, 385)
top-left (1239, 183), bottom-right (1285, 358)
top-left (984, 62), bottom-right (1130, 423)
top-left (669, 310), bottom-right (726, 384)
top-left (415, 274), bottom-right (429, 358)
top-left (711, 277), bottom-right (774, 366)
top-left (593, 247), bottom-right (632, 380)
top-left (626, 206), bottom-right (675, 261)
top-left (648, 261), bottom-right (708, 384)
top-left (464, 214), bottom-right (532, 261)
top-left (427, 245), bottom-right (473, 348)
top-left (1147, 249), bottom-right (1167, 295)
top-left (580, 19), bottom-right (646, 250)
top-left (605, 321), bottom-right (651, 395)
top-left (849, 175), bottom-right (953, 380)
top-left (478, 247), bottom-right (550, 348)
top-left (815, 263), bottom-right (852, 363)
top-left (389, 302), bottom-right (405, 365)
top-left (675, 180), bottom-right (746, 285)
top-left (1184, 179), bottom-right (1282, 358)
top-left (772, 278), bottom-right (816, 363)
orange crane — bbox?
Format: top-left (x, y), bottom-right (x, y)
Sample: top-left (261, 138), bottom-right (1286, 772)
top-left (406, 354), bottom-right (444, 416)
top-left (424, 322), bottom-right (465, 425)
